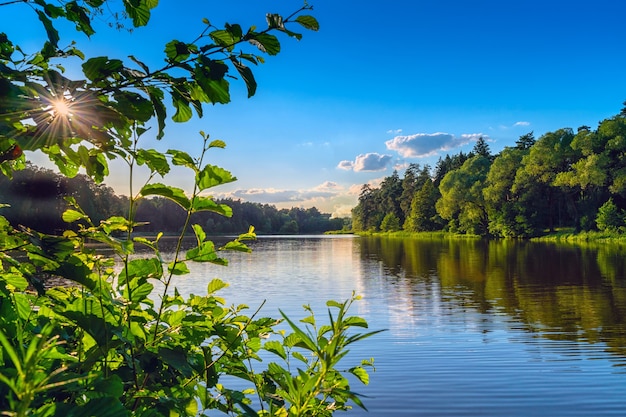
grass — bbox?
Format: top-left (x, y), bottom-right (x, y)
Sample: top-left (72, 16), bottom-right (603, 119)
top-left (352, 228), bottom-right (626, 244)
top-left (531, 228), bottom-right (626, 244)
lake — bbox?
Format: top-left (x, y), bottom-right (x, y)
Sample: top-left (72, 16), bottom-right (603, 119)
top-left (169, 235), bottom-right (626, 416)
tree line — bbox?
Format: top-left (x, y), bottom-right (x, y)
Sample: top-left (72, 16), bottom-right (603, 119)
top-left (352, 104), bottom-right (626, 237)
top-left (0, 163), bottom-right (348, 235)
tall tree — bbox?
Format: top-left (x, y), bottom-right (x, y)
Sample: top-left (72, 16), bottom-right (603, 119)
top-left (404, 178), bottom-right (441, 232)
top-left (515, 132), bottom-right (536, 150)
top-left (436, 155), bottom-right (491, 235)
top-left (512, 128), bottom-right (576, 232)
top-left (472, 136), bottom-right (492, 160)
top-left (483, 146), bottom-right (529, 237)
top-left (379, 170), bottom-right (404, 223)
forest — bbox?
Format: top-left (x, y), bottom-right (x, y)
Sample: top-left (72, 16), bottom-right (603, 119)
top-left (352, 104), bottom-right (626, 238)
top-left (0, 164), bottom-right (348, 235)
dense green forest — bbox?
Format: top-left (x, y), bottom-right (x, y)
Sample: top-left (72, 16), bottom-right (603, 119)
top-left (352, 104), bottom-right (626, 238)
top-left (0, 164), bottom-right (348, 235)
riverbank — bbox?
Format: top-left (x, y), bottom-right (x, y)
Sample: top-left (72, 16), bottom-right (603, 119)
top-left (352, 228), bottom-right (626, 244)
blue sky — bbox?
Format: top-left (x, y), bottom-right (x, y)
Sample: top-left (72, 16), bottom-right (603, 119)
top-left (9, 0), bottom-right (626, 217)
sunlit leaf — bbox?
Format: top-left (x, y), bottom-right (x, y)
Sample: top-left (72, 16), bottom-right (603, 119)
top-left (248, 33), bottom-right (280, 55)
top-left (62, 209), bottom-right (87, 223)
top-left (191, 196), bottom-right (232, 216)
top-left (166, 149), bottom-right (196, 170)
top-left (196, 164), bottom-right (236, 191)
top-left (191, 223), bottom-right (206, 244)
top-left (209, 29), bottom-right (237, 49)
top-left (140, 183), bottom-right (191, 210)
top-left (208, 139), bottom-right (226, 149)
top-left (326, 300), bottom-right (343, 309)
top-left (136, 149), bottom-right (170, 176)
top-left (168, 260), bottom-right (190, 276)
top-left (165, 40), bottom-right (191, 63)
top-left (207, 278), bottom-right (228, 294)
top-left (172, 93), bottom-right (193, 123)
top-left (82, 56), bottom-right (123, 81)
top-left (186, 241), bottom-right (227, 265)
top-left (264, 340), bottom-right (286, 360)
top-left (349, 366), bottom-right (370, 385)
top-left (125, 0), bottom-right (152, 27)
top-left (344, 316), bottom-right (369, 328)
top-left (123, 257), bottom-right (162, 280)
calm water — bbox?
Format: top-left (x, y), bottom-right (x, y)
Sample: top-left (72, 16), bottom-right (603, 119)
top-left (169, 235), bottom-right (626, 416)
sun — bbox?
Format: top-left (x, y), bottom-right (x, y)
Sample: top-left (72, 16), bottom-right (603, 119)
top-left (50, 97), bottom-right (72, 118)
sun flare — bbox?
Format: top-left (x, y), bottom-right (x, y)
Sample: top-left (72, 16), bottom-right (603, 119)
top-left (50, 98), bottom-right (72, 118)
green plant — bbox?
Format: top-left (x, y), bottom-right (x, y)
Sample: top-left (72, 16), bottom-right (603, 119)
top-left (0, 2), bottom-right (379, 416)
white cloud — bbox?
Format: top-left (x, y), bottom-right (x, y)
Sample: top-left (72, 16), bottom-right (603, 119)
top-left (337, 160), bottom-right (355, 171)
top-left (387, 128), bottom-right (403, 135)
top-left (337, 153), bottom-right (392, 172)
top-left (216, 181), bottom-right (371, 218)
top-left (385, 132), bottom-right (482, 158)
top-left (514, 121), bottom-right (530, 127)
top-left (229, 188), bottom-right (303, 204)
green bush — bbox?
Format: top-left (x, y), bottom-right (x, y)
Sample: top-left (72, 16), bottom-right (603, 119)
top-left (596, 199), bottom-right (625, 232)
top-left (0, 2), bottom-right (379, 416)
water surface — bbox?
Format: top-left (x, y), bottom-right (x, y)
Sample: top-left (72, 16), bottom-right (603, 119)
top-left (171, 235), bottom-right (626, 416)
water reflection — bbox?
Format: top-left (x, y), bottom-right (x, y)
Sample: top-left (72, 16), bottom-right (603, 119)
top-left (358, 236), bottom-right (626, 362)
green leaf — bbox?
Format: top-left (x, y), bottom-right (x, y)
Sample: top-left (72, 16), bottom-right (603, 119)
top-left (186, 241), bottom-right (227, 265)
top-left (140, 183), bottom-right (191, 210)
top-left (113, 91), bottom-right (154, 123)
top-left (62, 209), bottom-right (87, 223)
top-left (203, 77), bottom-right (230, 104)
top-left (344, 316), bottom-right (369, 328)
top-left (279, 310), bottom-right (317, 352)
top-left (196, 164), bottom-right (236, 191)
top-left (2, 273), bottom-right (29, 291)
top-left (207, 278), bottom-right (228, 294)
top-left (191, 223), bottom-right (206, 244)
top-left (221, 240), bottom-right (251, 253)
top-left (168, 260), bottom-right (190, 275)
top-left (208, 139), bottom-right (226, 149)
top-left (263, 340), bottom-right (286, 360)
top-left (36, 10), bottom-right (59, 47)
top-left (209, 29), bottom-right (237, 49)
top-left (136, 149), bottom-right (170, 176)
top-left (291, 351), bottom-right (308, 364)
top-left (191, 196), bottom-right (232, 216)
top-left (172, 93), bottom-right (192, 122)
top-left (59, 397), bottom-right (127, 417)
top-left (248, 33), bottom-right (280, 55)
top-left (147, 86), bottom-right (167, 139)
top-left (123, 258), bottom-right (162, 280)
top-left (349, 367), bottom-right (370, 385)
top-left (125, 0), bottom-right (152, 27)
top-left (232, 59), bottom-right (257, 98)
top-left (82, 57), bottom-right (123, 81)
top-left (295, 15), bottom-right (320, 31)
top-left (167, 149), bottom-right (196, 170)
top-left (64, 1), bottom-right (95, 36)
top-left (92, 375), bottom-right (124, 398)
top-left (326, 300), bottom-right (344, 309)
top-left (165, 40), bottom-right (191, 63)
